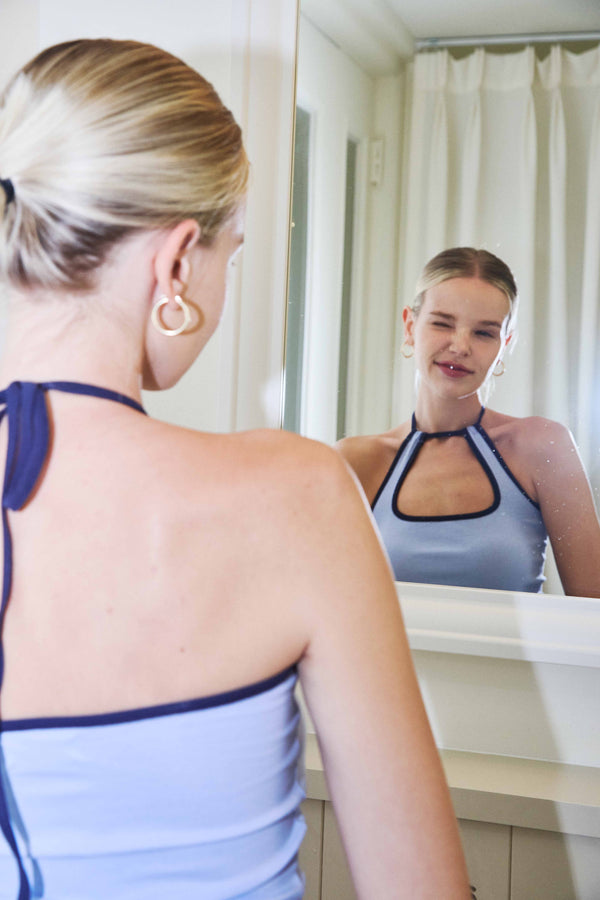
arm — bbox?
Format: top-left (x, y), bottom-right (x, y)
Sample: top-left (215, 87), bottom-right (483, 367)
top-left (530, 420), bottom-right (600, 598)
top-left (294, 446), bottom-right (470, 899)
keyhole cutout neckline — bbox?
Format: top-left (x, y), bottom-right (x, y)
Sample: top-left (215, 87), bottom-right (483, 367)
top-left (395, 407), bottom-right (500, 521)
top-left (410, 406), bottom-right (486, 440)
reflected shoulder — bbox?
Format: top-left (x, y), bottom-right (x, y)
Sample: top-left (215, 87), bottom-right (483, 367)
top-left (511, 415), bottom-right (575, 460)
top-left (336, 424), bottom-right (408, 465)
top-left (484, 409), bottom-right (574, 453)
top-left (335, 425), bottom-right (410, 503)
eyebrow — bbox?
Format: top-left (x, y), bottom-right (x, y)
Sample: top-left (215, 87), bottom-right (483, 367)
top-left (428, 310), bottom-right (503, 328)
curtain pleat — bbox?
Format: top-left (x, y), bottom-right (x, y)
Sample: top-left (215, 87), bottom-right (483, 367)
top-left (425, 92), bottom-right (449, 258)
top-left (515, 78), bottom-right (537, 418)
top-left (544, 46), bottom-right (570, 424)
top-left (577, 93), bottom-right (600, 469)
top-left (457, 51), bottom-right (483, 244)
top-left (393, 52), bottom-right (449, 417)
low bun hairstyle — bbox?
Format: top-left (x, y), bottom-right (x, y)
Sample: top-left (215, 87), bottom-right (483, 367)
top-left (0, 39), bottom-right (249, 292)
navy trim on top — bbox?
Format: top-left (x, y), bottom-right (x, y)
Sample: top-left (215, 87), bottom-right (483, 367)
top-left (475, 423), bottom-right (541, 509)
top-left (373, 408), bottom-right (487, 513)
top-left (371, 431), bottom-right (415, 512)
top-left (0, 666), bottom-right (297, 733)
top-left (390, 429), bottom-right (501, 522)
top-left (410, 406), bottom-right (485, 440)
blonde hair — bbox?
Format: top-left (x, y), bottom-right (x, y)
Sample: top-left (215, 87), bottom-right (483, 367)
top-left (413, 247), bottom-right (519, 339)
top-left (0, 39), bottom-right (249, 291)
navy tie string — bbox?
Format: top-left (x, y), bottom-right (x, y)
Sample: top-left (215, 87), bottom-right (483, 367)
top-left (0, 381), bottom-right (145, 899)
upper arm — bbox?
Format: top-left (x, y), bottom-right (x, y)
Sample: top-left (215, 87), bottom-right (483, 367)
top-left (290, 446), bottom-right (469, 898)
top-left (529, 421), bottom-right (600, 597)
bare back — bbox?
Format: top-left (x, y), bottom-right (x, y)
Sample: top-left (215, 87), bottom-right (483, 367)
top-left (0, 389), bottom-right (314, 719)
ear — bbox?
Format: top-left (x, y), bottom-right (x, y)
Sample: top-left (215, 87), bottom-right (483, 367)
top-left (402, 305), bottom-right (416, 344)
top-left (153, 220), bottom-right (201, 305)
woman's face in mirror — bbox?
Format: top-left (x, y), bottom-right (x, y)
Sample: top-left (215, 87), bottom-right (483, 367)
top-left (403, 277), bottom-right (512, 401)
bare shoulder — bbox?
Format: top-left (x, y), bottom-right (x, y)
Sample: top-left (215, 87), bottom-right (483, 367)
top-left (126, 420), bottom-right (383, 608)
top-left (336, 431), bottom-right (398, 466)
top-left (482, 409), bottom-right (585, 502)
top-left (226, 427), bottom-right (354, 496)
top-left (336, 423), bottom-right (411, 502)
top-left (231, 428), bottom-right (380, 532)
top-left (147, 421), bottom-right (363, 518)
top-left (190, 427), bottom-right (394, 601)
top-left (483, 409), bottom-right (575, 463)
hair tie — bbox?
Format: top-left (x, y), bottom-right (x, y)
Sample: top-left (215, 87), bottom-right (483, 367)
top-left (0, 177), bottom-right (15, 206)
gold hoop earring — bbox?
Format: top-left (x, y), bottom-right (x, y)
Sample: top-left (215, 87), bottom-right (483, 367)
top-left (151, 295), bottom-right (192, 337)
top-left (401, 341), bottom-right (414, 359)
top-left (492, 358), bottom-right (505, 377)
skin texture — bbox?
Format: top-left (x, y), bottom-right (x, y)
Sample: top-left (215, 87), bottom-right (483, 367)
top-left (0, 217), bottom-right (470, 898)
top-left (338, 277), bottom-right (600, 598)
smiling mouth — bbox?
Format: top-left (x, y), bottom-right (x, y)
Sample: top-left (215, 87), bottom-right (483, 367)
top-left (435, 361), bottom-right (474, 376)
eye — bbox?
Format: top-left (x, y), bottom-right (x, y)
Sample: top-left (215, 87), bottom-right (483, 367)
top-left (475, 330), bottom-right (496, 339)
top-left (431, 320), bottom-right (451, 328)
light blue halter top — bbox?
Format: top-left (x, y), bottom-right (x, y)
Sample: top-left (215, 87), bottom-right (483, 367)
top-left (372, 409), bottom-right (548, 592)
top-left (0, 382), bottom-right (306, 900)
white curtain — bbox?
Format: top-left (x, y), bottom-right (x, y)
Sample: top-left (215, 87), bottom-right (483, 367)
top-left (394, 45), bottom-right (600, 507)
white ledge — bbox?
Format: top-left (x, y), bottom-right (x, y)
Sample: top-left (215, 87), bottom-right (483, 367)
top-left (397, 581), bottom-right (600, 667)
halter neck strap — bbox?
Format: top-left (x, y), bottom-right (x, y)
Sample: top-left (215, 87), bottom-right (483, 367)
top-left (0, 380), bottom-right (145, 899)
top-left (411, 406), bottom-right (485, 440)
top-left (0, 382), bottom-right (144, 513)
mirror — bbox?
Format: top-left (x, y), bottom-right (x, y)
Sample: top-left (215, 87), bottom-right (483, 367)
top-left (286, 0), bottom-right (600, 596)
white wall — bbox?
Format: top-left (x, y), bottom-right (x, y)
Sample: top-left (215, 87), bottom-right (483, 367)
top-left (0, 0), bottom-right (297, 432)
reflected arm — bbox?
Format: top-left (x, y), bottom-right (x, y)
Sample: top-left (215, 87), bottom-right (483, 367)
top-left (530, 421), bottom-right (600, 598)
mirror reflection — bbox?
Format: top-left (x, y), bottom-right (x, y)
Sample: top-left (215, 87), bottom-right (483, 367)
top-left (338, 247), bottom-right (600, 598)
top-left (286, 1), bottom-right (600, 596)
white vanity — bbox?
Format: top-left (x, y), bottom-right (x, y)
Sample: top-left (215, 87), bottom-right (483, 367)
top-left (300, 583), bottom-right (600, 899)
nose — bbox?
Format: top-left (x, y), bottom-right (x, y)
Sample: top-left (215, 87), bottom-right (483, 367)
top-left (448, 328), bottom-right (471, 356)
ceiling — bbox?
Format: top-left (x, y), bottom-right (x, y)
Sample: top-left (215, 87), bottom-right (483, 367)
top-left (301, 0), bottom-right (600, 74)
top-left (387, 0), bottom-right (600, 41)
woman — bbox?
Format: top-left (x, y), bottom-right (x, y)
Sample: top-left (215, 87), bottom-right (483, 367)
top-left (0, 40), bottom-right (470, 899)
top-left (338, 248), bottom-right (600, 597)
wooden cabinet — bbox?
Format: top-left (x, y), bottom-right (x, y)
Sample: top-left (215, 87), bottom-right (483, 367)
top-left (299, 800), bottom-right (325, 900)
top-left (300, 799), bottom-right (358, 900)
top-left (458, 819), bottom-right (511, 900)
top-left (511, 828), bottom-right (600, 900)
top-left (320, 803), bottom-right (358, 900)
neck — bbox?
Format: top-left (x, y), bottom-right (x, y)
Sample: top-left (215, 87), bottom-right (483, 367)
top-left (0, 293), bottom-right (145, 401)
top-left (414, 392), bottom-right (483, 434)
